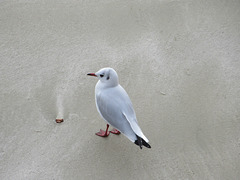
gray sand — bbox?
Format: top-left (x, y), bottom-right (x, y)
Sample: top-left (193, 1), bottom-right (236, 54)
top-left (0, 0), bottom-right (239, 179)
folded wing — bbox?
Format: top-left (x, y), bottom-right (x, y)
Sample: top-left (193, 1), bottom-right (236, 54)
top-left (96, 85), bottom-right (149, 143)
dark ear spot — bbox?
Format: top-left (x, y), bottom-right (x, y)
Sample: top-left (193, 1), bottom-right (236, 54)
top-left (107, 75), bottom-right (110, 80)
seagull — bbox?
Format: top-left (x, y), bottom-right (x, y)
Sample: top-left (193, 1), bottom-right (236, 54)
top-left (87, 67), bottom-right (151, 149)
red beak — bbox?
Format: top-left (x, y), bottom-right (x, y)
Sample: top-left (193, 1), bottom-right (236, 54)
top-left (87, 73), bottom-right (97, 77)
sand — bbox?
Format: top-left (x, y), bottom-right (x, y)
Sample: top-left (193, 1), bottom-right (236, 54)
top-left (0, 0), bottom-right (239, 179)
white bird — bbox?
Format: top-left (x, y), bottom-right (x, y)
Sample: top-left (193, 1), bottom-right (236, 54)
top-left (87, 67), bottom-right (151, 149)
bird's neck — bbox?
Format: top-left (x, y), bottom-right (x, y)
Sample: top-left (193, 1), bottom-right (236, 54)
top-left (96, 80), bottom-right (118, 91)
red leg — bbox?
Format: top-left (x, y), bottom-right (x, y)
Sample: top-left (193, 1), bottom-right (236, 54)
top-left (110, 128), bottom-right (121, 135)
top-left (95, 124), bottom-right (110, 137)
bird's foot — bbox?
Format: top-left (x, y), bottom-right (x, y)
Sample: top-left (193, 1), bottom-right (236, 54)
top-left (95, 129), bottom-right (110, 137)
top-left (110, 128), bottom-right (121, 135)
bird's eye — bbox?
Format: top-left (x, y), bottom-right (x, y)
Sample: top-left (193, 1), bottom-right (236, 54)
top-left (100, 74), bottom-right (104, 78)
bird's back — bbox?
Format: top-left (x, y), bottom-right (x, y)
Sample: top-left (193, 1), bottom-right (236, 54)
top-left (95, 83), bottom-right (148, 142)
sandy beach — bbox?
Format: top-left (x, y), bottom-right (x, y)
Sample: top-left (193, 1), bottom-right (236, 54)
top-left (0, 0), bottom-right (239, 179)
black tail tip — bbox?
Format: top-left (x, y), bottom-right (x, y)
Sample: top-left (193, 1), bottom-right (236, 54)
top-left (143, 141), bottom-right (151, 148)
top-left (134, 138), bottom-right (151, 149)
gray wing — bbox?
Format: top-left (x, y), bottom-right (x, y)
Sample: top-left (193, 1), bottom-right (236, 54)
top-left (96, 85), bottom-right (148, 142)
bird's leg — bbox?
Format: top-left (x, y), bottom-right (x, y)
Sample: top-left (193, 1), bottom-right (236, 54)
top-left (110, 128), bottom-right (121, 135)
top-left (95, 124), bottom-right (110, 137)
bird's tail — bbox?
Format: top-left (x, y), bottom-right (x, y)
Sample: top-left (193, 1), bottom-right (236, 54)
top-left (134, 135), bottom-right (151, 149)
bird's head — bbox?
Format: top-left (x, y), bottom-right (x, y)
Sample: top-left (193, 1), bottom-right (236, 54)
top-left (87, 67), bottom-right (119, 87)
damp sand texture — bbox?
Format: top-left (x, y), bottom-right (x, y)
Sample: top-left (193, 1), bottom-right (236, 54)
top-left (0, 0), bottom-right (240, 180)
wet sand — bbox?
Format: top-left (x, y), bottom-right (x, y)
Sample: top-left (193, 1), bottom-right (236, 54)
top-left (0, 0), bottom-right (239, 179)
